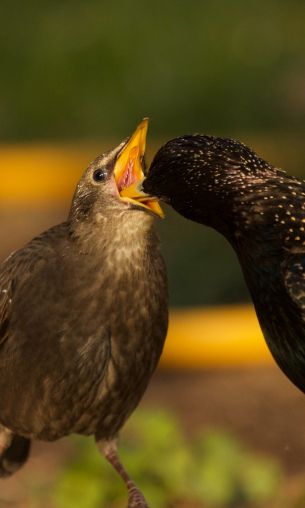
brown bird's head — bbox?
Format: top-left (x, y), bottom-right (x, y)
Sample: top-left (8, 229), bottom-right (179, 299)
top-left (70, 119), bottom-right (163, 224)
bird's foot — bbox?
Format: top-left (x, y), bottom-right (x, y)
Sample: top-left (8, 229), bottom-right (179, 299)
top-left (98, 440), bottom-right (149, 508)
top-left (127, 482), bottom-right (149, 508)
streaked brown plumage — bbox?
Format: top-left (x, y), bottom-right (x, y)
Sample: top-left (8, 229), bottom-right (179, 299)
top-left (0, 126), bottom-right (168, 508)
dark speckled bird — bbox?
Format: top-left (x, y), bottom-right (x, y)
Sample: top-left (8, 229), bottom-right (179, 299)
top-left (142, 134), bottom-right (305, 396)
top-left (0, 120), bottom-right (168, 508)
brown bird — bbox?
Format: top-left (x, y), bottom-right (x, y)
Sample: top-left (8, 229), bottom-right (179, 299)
top-left (0, 120), bottom-right (168, 508)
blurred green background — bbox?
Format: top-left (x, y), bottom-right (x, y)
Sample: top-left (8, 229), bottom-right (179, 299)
top-left (1, 0), bottom-right (305, 140)
top-left (2, 2), bottom-right (305, 507)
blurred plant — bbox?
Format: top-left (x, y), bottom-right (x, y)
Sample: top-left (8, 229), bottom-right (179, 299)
top-left (52, 409), bottom-right (281, 508)
top-left (291, 489), bottom-right (305, 508)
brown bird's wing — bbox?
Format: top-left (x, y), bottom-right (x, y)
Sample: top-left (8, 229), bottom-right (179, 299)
top-left (0, 224), bottom-right (113, 439)
top-left (0, 245), bottom-right (42, 346)
top-left (0, 228), bottom-right (49, 348)
top-left (0, 268), bottom-right (14, 347)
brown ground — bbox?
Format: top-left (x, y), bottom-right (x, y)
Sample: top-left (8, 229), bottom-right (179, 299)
top-left (146, 367), bottom-right (305, 474)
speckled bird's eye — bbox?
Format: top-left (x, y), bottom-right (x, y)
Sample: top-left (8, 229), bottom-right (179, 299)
top-left (93, 169), bottom-right (107, 182)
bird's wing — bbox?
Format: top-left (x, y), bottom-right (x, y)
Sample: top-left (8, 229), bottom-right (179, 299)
top-left (0, 268), bottom-right (13, 345)
top-left (0, 247), bottom-right (44, 347)
top-left (282, 254), bottom-right (305, 310)
top-left (0, 222), bottom-right (69, 345)
top-left (0, 221), bottom-right (64, 348)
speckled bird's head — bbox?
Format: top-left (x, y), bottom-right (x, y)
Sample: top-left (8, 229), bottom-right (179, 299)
top-left (143, 135), bottom-right (304, 243)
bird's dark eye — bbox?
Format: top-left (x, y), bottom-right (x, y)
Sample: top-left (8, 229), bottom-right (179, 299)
top-left (93, 169), bottom-right (107, 182)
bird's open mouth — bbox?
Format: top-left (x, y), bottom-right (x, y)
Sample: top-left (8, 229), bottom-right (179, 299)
top-left (113, 119), bottom-right (164, 218)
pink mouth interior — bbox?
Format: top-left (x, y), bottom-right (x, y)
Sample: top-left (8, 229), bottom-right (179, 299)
top-left (117, 159), bottom-right (138, 192)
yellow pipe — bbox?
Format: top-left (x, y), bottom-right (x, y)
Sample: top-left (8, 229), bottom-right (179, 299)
top-left (0, 144), bottom-right (101, 203)
top-left (160, 304), bottom-right (273, 367)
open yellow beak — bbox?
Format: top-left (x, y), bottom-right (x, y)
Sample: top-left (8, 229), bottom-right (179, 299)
top-left (113, 118), bottom-right (164, 218)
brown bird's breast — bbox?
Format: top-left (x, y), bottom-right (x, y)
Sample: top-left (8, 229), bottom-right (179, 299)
top-left (0, 219), bottom-right (168, 441)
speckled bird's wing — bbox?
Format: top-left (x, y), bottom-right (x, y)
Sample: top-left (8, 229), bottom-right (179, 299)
top-left (282, 253), bottom-right (305, 310)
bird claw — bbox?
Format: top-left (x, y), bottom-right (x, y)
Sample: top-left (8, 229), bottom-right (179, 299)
top-left (127, 486), bottom-right (149, 508)
top-left (128, 499), bottom-right (148, 508)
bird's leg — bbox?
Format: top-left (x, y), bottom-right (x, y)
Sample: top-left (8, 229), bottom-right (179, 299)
top-left (97, 439), bottom-right (149, 508)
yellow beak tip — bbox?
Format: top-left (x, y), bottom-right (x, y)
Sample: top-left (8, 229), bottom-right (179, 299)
top-left (113, 118), bottom-right (163, 218)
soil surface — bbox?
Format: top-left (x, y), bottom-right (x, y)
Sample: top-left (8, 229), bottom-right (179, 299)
top-left (145, 367), bottom-right (305, 475)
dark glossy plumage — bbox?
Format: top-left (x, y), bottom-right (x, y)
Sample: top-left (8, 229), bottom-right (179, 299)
top-left (0, 139), bottom-right (168, 504)
top-left (144, 135), bottom-right (305, 393)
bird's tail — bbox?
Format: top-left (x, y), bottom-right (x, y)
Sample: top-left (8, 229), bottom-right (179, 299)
top-left (0, 435), bottom-right (31, 478)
